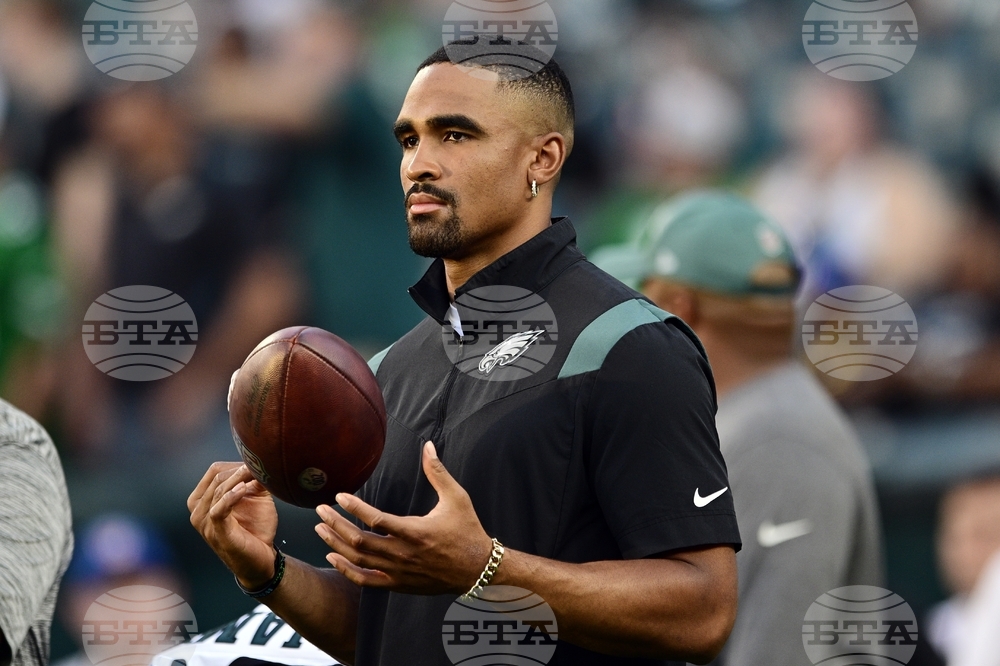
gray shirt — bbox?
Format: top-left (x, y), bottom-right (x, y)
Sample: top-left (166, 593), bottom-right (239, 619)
top-left (0, 400), bottom-right (73, 666)
top-left (712, 362), bottom-right (883, 666)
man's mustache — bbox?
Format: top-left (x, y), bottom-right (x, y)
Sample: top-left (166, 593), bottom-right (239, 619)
top-left (405, 183), bottom-right (458, 209)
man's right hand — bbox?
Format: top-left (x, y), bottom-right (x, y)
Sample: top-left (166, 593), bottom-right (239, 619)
top-left (188, 462), bottom-right (279, 590)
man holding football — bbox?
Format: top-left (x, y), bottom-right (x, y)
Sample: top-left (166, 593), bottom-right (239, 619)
top-left (189, 43), bottom-right (741, 666)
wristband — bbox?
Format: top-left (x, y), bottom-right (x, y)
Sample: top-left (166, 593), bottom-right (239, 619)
top-left (461, 538), bottom-right (504, 601)
top-left (236, 545), bottom-right (286, 599)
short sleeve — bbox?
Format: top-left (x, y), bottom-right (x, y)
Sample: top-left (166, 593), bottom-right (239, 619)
top-left (0, 440), bottom-right (71, 658)
top-left (586, 319), bottom-right (741, 559)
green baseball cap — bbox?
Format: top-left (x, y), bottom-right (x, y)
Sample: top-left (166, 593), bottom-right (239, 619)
top-left (590, 190), bottom-right (801, 296)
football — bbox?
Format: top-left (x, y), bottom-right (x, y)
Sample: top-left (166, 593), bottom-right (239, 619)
top-left (228, 326), bottom-right (386, 508)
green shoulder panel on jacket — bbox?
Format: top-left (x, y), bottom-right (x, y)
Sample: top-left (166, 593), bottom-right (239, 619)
top-left (368, 344), bottom-right (394, 376)
top-left (557, 299), bottom-right (682, 379)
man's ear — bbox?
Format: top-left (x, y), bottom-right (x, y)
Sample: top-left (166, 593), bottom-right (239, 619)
top-left (642, 279), bottom-right (699, 327)
top-left (527, 132), bottom-right (568, 189)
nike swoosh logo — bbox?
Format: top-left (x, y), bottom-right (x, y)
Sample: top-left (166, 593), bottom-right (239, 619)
top-left (757, 519), bottom-right (813, 548)
top-left (693, 487), bottom-right (729, 508)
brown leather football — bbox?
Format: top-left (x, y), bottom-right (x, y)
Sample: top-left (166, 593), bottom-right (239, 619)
top-left (228, 326), bottom-right (386, 508)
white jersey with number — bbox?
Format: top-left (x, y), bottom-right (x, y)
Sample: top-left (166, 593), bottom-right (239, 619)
top-left (151, 605), bottom-right (339, 666)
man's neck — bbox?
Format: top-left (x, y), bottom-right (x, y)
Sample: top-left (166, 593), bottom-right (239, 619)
top-left (700, 336), bottom-right (790, 400)
top-left (443, 208), bottom-right (553, 298)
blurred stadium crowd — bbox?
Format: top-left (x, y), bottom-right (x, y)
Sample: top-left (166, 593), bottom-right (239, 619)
top-left (1, 0), bottom-right (1000, 663)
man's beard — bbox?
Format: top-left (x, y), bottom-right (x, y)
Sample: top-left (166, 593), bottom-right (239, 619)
top-left (405, 183), bottom-right (465, 258)
top-left (407, 209), bottom-right (466, 258)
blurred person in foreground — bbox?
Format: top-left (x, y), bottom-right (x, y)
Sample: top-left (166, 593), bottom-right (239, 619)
top-left (0, 398), bottom-right (72, 666)
top-left (52, 514), bottom-right (183, 666)
top-left (752, 71), bottom-right (957, 304)
top-left (927, 474), bottom-right (1000, 665)
top-left (593, 191), bottom-right (884, 666)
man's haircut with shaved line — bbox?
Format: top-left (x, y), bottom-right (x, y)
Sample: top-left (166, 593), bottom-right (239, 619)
top-left (417, 40), bottom-right (576, 154)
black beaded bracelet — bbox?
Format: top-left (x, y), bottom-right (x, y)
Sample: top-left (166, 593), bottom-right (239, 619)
top-left (235, 545), bottom-right (286, 599)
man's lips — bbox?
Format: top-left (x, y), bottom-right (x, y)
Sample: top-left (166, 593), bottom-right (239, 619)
top-left (407, 193), bottom-right (448, 215)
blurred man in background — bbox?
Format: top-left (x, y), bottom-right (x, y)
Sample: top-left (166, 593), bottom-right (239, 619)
top-left (582, 17), bottom-right (748, 253)
top-left (753, 71), bottom-right (957, 305)
top-left (190, 1), bottom-right (427, 354)
top-left (0, 0), bottom-right (86, 420)
top-left (52, 82), bottom-right (304, 468)
top-left (928, 474), bottom-right (1000, 665)
top-left (593, 191), bottom-right (884, 665)
top-left (895, 169), bottom-right (1000, 407)
top-left (0, 398), bottom-right (72, 666)
top-left (951, 546), bottom-right (1000, 666)
top-left (0, 0), bottom-right (93, 187)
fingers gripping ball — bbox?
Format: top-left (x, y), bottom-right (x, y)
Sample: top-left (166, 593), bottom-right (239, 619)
top-left (229, 327), bottom-right (386, 508)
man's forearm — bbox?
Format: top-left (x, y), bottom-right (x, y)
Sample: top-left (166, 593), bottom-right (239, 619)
top-left (257, 557), bottom-right (361, 665)
top-left (491, 545), bottom-right (737, 663)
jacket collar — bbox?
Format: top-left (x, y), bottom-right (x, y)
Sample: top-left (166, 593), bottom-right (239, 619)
top-left (408, 217), bottom-right (582, 323)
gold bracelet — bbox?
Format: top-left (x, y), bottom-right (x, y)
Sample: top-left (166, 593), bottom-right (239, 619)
top-left (461, 538), bottom-right (504, 600)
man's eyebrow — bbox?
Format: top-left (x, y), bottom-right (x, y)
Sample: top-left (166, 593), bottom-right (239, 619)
top-left (426, 114), bottom-right (487, 135)
top-left (394, 114), bottom-right (487, 139)
top-left (393, 119), bottom-right (415, 141)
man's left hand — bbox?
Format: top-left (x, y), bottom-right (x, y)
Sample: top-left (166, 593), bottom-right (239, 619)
top-left (315, 441), bottom-right (493, 596)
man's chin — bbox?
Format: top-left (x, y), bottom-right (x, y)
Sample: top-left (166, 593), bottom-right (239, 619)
top-left (406, 216), bottom-right (465, 259)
